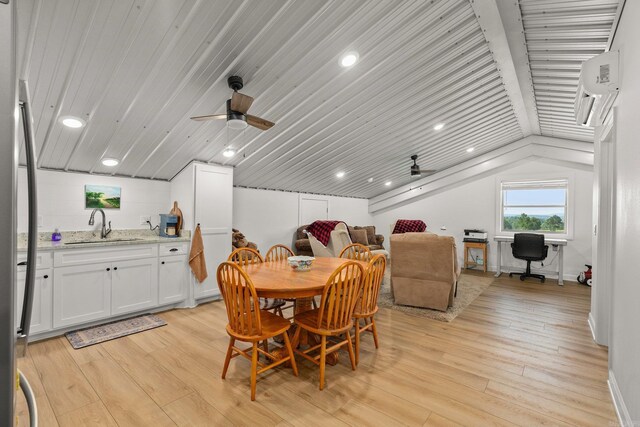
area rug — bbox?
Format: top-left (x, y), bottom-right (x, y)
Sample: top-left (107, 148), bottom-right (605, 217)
top-left (65, 314), bottom-right (167, 349)
top-left (378, 271), bottom-right (493, 322)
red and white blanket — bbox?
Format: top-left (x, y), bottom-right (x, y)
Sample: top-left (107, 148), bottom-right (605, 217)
top-left (306, 220), bottom-right (346, 246)
top-left (392, 219), bottom-right (427, 234)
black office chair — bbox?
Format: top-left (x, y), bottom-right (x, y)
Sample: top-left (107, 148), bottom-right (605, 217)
top-left (509, 233), bottom-right (549, 283)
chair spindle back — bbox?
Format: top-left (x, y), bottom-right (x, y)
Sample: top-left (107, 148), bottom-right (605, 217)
top-left (265, 244), bottom-right (294, 262)
top-left (216, 262), bottom-right (262, 336)
top-left (317, 261), bottom-right (364, 331)
top-left (358, 254), bottom-right (386, 316)
top-left (228, 247), bottom-right (264, 266)
top-left (339, 243), bottom-right (372, 262)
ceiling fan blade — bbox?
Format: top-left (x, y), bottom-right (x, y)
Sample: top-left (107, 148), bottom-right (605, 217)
top-left (190, 114), bottom-right (226, 121)
top-left (231, 92), bottom-right (254, 114)
top-left (417, 169), bottom-right (437, 175)
top-left (247, 114), bottom-right (275, 130)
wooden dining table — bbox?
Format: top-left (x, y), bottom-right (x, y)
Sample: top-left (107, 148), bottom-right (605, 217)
top-left (242, 257), bottom-right (368, 365)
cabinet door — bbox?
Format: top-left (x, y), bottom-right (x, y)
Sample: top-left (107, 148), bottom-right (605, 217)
top-left (16, 269), bottom-right (53, 335)
top-left (194, 165), bottom-right (232, 299)
top-left (159, 256), bottom-right (187, 304)
top-left (111, 257), bottom-right (159, 316)
top-left (53, 263), bottom-right (111, 328)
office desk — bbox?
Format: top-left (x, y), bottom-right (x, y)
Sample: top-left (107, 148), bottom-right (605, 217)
top-left (494, 236), bottom-right (568, 286)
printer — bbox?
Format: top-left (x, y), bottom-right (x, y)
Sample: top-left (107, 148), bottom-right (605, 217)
top-left (463, 229), bottom-right (488, 242)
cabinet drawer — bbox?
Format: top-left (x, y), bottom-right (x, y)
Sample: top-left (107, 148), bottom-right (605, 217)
top-left (17, 251), bottom-right (53, 271)
top-left (54, 244), bottom-right (158, 268)
top-left (159, 242), bottom-right (189, 256)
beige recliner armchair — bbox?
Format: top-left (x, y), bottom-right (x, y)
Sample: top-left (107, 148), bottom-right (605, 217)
top-left (308, 222), bottom-right (352, 258)
top-left (390, 232), bottom-right (461, 311)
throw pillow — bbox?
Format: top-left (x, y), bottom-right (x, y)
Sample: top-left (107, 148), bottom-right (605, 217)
top-left (358, 225), bottom-right (376, 244)
top-left (350, 229), bottom-right (369, 246)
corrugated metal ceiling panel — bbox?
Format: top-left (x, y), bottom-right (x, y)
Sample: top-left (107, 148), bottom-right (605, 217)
top-left (16, 0), bottom-right (618, 197)
top-left (519, 0), bottom-right (619, 142)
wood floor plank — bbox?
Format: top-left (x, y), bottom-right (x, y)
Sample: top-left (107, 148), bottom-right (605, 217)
top-left (56, 402), bottom-right (118, 427)
top-left (23, 272), bottom-right (616, 426)
top-left (79, 357), bottom-right (175, 427)
top-left (162, 393), bottom-right (233, 426)
top-left (101, 336), bottom-right (193, 406)
top-left (29, 338), bottom-right (99, 416)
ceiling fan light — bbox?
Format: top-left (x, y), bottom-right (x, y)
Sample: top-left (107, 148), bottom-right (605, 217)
top-left (227, 117), bottom-right (247, 130)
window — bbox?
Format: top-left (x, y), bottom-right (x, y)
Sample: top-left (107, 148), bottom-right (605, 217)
top-left (499, 179), bottom-right (569, 235)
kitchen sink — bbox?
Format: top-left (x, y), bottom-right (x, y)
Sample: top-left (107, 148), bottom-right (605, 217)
top-left (64, 238), bottom-right (143, 245)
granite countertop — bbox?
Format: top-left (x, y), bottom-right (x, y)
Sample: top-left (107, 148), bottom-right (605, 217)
top-left (17, 229), bottom-right (191, 251)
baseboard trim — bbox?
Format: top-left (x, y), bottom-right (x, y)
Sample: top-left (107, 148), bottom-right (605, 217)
top-left (485, 264), bottom-right (579, 283)
top-left (588, 312), bottom-right (597, 342)
top-left (608, 370), bottom-right (634, 426)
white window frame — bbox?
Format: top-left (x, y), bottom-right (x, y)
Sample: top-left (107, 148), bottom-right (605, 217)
top-left (496, 173), bottom-right (574, 240)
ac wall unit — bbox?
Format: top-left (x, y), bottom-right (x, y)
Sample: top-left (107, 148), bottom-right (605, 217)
top-left (574, 51), bottom-right (619, 128)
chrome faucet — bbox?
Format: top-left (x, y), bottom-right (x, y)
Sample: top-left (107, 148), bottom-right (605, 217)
top-left (88, 208), bottom-right (112, 239)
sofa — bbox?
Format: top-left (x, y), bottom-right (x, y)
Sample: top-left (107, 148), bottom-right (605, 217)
top-left (294, 224), bottom-right (385, 256)
top-left (390, 232), bottom-right (461, 311)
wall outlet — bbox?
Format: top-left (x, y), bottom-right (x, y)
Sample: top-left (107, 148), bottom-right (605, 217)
top-left (140, 215), bottom-right (151, 225)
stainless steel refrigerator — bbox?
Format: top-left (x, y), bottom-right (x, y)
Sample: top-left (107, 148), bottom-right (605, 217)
top-left (1, 0), bottom-right (39, 425)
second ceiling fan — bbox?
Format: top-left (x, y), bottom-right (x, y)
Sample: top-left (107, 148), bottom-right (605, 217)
top-left (410, 154), bottom-right (436, 177)
top-left (190, 76), bottom-right (275, 131)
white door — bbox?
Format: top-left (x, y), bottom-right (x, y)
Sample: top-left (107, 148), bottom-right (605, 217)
top-left (299, 196), bottom-right (329, 226)
top-left (194, 165), bottom-right (233, 299)
top-left (159, 256), bottom-right (188, 304)
top-left (53, 263), bottom-right (111, 328)
top-left (16, 269), bottom-right (53, 334)
top-left (111, 258), bottom-right (159, 316)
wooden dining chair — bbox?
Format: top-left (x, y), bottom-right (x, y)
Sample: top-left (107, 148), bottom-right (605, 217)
top-left (292, 261), bottom-right (365, 390)
top-left (353, 254), bottom-right (386, 365)
top-left (339, 243), bottom-right (372, 262)
top-left (265, 244), bottom-right (294, 262)
top-left (217, 262), bottom-right (298, 400)
top-left (228, 248), bottom-right (286, 315)
top-left (264, 244), bottom-right (300, 314)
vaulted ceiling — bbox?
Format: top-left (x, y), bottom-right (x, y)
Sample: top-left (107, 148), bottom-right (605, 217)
top-left (16, 0), bottom-right (621, 198)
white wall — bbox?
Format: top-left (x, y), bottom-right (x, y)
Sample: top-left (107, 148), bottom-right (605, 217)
top-left (18, 168), bottom-right (171, 233)
top-left (606, 2), bottom-right (640, 422)
top-left (371, 159), bottom-right (593, 281)
top-left (233, 187), bottom-right (372, 253)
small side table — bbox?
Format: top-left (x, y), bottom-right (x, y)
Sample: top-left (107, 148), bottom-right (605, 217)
top-left (464, 240), bottom-right (488, 272)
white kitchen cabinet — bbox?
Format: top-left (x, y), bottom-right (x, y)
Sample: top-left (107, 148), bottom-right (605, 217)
top-left (53, 262), bottom-right (111, 328)
top-left (111, 258), bottom-right (158, 315)
top-left (16, 269), bottom-right (53, 335)
top-left (171, 162), bottom-right (233, 302)
top-left (159, 256), bottom-right (187, 304)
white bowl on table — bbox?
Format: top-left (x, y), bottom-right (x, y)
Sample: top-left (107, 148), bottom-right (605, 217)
top-left (287, 256), bottom-right (315, 272)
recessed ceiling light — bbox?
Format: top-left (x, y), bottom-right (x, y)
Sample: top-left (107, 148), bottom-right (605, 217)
top-left (60, 116), bottom-right (85, 128)
top-left (367, 177), bottom-right (374, 183)
top-left (385, 181), bottom-right (392, 186)
top-left (466, 147), bottom-right (475, 153)
top-left (340, 52), bottom-right (359, 68)
top-left (336, 171), bottom-right (345, 178)
top-left (222, 148), bottom-right (236, 158)
top-left (101, 158), bottom-right (119, 167)
top-left (433, 123), bottom-right (445, 131)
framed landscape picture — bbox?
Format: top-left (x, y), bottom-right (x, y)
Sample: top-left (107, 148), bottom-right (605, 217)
top-left (85, 185), bottom-right (121, 209)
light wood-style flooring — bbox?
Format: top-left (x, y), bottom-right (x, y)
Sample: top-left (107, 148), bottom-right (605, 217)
top-left (16, 272), bottom-right (616, 426)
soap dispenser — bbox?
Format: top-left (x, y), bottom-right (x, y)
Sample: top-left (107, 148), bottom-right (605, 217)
top-left (51, 227), bottom-right (62, 241)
